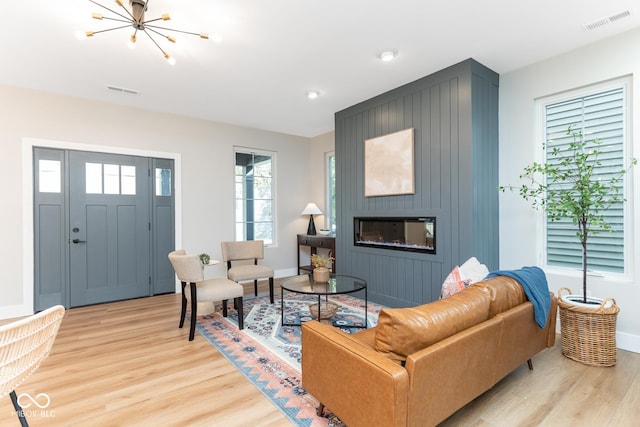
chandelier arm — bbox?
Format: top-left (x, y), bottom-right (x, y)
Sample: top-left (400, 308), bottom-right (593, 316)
top-left (142, 30), bottom-right (169, 58)
top-left (88, 0), bottom-right (132, 22)
top-left (90, 24), bottom-right (136, 35)
top-left (99, 16), bottom-right (132, 24)
top-left (145, 26), bottom-right (171, 40)
top-left (144, 24), bottom-right (205, 38)
top-left (142, 16), bottom-right (166, 25)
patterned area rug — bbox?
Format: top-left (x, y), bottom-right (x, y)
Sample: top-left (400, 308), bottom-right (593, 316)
top-left (196, 293), bottom-right (383, 426)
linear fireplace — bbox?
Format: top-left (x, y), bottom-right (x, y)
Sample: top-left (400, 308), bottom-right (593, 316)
top-left (354, 217), bottom-right (436, 254)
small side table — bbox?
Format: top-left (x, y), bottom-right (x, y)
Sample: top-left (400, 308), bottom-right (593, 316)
top-left (297, 234), bottom-right (336, 275)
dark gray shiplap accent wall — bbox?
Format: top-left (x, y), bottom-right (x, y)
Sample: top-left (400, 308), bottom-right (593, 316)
top-left (335, 59), bottom-right (499, 308)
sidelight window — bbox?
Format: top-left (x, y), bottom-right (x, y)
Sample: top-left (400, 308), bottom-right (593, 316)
top-left (155, 168), bottom-right (172, 196)
top-left (38, 159), bottom-right (61, 193)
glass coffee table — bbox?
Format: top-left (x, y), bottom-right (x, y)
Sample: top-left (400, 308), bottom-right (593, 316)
top-left (280, 274), bottom-right (367, 328)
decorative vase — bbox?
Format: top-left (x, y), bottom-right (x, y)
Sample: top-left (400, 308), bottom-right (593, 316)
top-left (313, 267), bottom-right (330, 283)
top-left (557, 288), bottom-right (619, 367)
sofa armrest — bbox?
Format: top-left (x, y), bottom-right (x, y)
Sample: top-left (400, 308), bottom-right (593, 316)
top-left (302, 321), bottom-right (409, 427)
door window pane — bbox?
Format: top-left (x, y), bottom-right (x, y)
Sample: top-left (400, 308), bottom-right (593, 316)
top-left (155, 168), bottom-right (171, 196)
top-left (39, 160), bottom-right (61, 193)
top-left (86, 163), bottom-right (102, 194)
top-left (121, 165), bottom-right (136, 195)
top-left (103, 164), bottom-right (120, 194)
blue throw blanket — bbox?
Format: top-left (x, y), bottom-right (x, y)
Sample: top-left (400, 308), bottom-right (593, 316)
top-left (485, 266), bottom-right (551, 328)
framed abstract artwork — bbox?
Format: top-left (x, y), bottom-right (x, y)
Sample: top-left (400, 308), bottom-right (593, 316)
top-left (364, 128), bottom-right (415, 197)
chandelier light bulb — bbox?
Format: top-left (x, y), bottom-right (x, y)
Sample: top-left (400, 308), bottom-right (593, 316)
top-left (128, 34), bottom-right (137, 49)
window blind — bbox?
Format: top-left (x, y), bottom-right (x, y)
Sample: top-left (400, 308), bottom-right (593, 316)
top-left (544, 87), bottom-right (625, 273)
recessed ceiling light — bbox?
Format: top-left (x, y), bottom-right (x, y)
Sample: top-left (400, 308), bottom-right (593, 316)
top-left (378, 49), bottom-right (398, 62)
top-left (307, 90), bottom-right (320, 100)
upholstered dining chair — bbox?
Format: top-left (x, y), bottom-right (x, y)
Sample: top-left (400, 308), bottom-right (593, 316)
top-left (1, 304), bottom-right (65, 427)
top-left (168, 249), bottom-right (244, 341)
top-left (221, 240), bottom-right (275, 304)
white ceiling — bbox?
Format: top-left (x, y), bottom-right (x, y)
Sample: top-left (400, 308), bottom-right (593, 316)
top-left (2, 1), bottom-right (639, 137)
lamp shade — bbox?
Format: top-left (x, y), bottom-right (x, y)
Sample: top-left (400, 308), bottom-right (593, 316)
top-left (301, 203), bottom-right (323, 216)
top-left (301, 202), bottom-right (322, 235)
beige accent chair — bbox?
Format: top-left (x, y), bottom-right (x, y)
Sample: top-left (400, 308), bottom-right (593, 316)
top-left (221, 240), bottom-right (275, 304)
top-left (1, 305), bottom-right (65, 427)
top-left (168, 250), bottom-right (244, 341)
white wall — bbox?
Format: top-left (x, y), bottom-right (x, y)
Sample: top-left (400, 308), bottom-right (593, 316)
top-left (0, 84), bottom-right (313, 318)
top-left (499, 28), bottom-right (640, 353)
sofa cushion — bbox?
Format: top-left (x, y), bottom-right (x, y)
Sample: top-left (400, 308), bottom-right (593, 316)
top-left (374, 286), bottom-right (492, 363)
top-left (351, 327), bottom-right (377, 349)
top-left (472, 276), bottom-right (527, 318)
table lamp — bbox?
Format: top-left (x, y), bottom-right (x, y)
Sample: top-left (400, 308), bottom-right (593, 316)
top-left (301, 202), bottom-right (323, 235)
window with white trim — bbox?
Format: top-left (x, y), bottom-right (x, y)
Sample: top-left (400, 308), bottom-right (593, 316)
top-left (234, 148), bottom-right (275, 245)
top-left (540, 80), bottom-right (631, 275)
top-left (325, 151), bottom-right (336, 234)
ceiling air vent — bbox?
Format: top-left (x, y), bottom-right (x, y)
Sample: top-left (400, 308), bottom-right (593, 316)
top-left (584, 10), bottom-right (631, 31)
top-left (609, 10), bottom-right (631, 23)
top-left (106, 85), bottom-right (140, 95)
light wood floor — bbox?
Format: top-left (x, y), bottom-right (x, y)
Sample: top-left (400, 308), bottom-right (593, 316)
top-left (1, 282), bottom-right (639, 427)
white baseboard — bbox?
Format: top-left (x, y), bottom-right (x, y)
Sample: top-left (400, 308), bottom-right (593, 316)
top-left (0, 304), bottom-right (33, 321)
top-left (617, 332), bottom-right (640, 354)
top-left (275, 268), bottom-right (299, 278)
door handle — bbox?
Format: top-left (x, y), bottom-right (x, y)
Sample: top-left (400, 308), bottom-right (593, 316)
top-left (72, 239), bottom-right (87, 244)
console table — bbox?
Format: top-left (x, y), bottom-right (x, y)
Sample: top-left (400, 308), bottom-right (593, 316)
top-left (297, 234), bottom-right (336, 274)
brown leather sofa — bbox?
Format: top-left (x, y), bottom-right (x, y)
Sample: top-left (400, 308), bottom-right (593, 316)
top-left (301, 275), bottom-right (557, 427)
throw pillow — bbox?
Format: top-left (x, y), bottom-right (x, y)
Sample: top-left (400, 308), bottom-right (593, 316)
top-left (440, 265), bottom-right (470, 299)
top-left (459, 257), bottom-right (489, 284)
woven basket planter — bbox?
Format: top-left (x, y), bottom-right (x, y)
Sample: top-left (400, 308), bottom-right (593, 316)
top-left (557, 288), bottom-right (619, 367)
top-left (309, 302), bottom-right (339, 324)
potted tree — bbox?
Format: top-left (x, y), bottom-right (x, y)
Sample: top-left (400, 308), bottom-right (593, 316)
top-left (501, 126), bottom-right (636, 366)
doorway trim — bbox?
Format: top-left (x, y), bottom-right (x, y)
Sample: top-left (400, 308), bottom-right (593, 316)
top-left (21, 137), bottom-right (182, 316)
